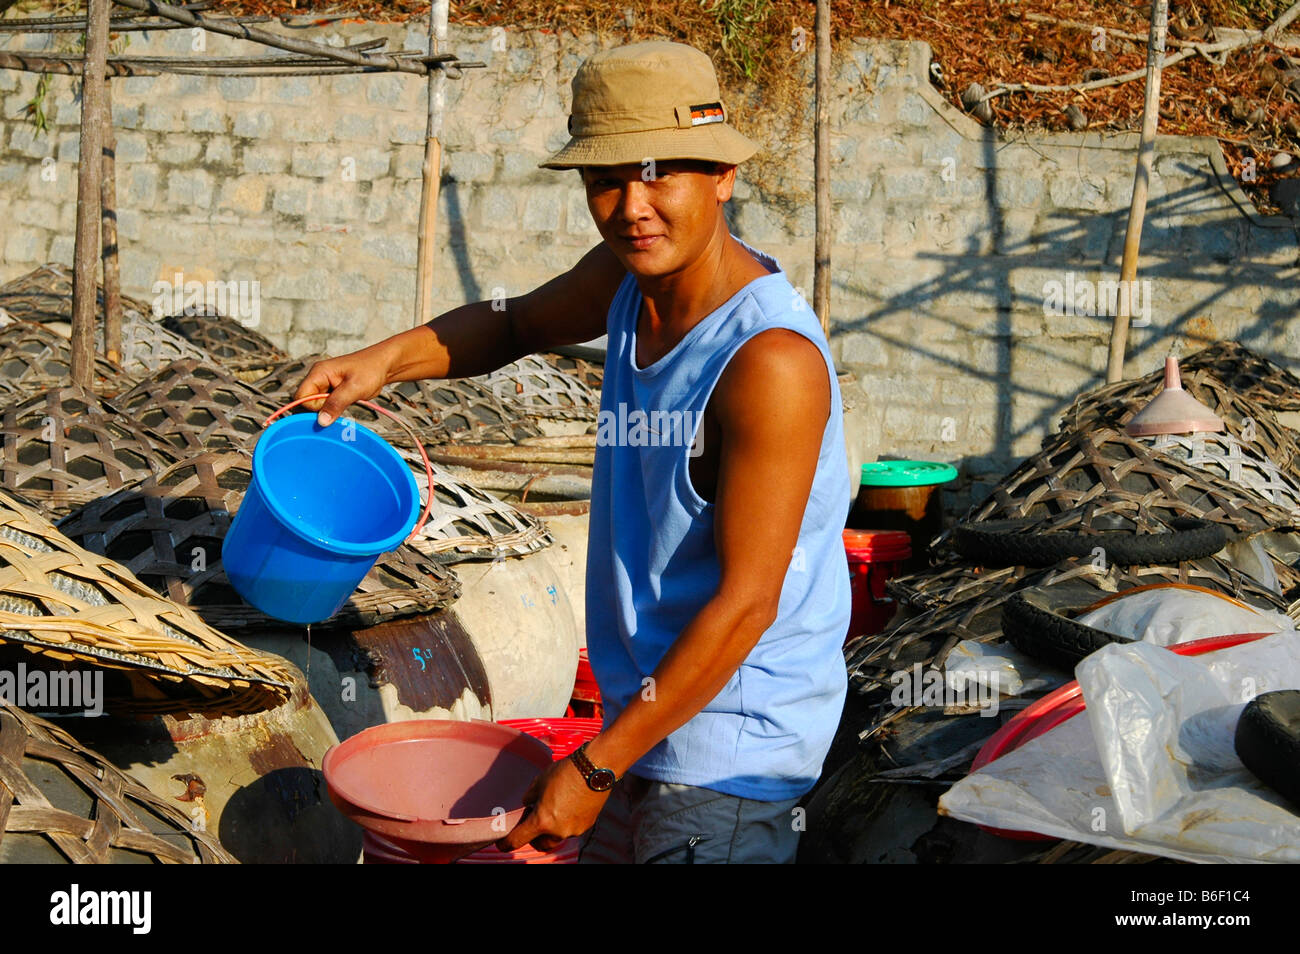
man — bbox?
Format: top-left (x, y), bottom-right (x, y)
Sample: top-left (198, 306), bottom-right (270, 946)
top-left (295, 40), bottom-right (850, 863)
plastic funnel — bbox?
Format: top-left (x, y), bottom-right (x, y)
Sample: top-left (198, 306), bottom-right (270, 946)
top-left (323, 719), bottom-right (553, 864)
top-left (1125, 355), bottom-right (1225, 436)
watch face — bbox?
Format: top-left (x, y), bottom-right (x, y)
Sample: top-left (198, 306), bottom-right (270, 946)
top-left (589, 768), bottom-right (617, 792)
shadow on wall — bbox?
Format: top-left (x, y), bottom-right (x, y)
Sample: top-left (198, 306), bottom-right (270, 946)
top-left (830, 155), bottom-right (1298, 473)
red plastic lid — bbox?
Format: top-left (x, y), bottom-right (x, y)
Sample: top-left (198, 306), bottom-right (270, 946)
top-left (498, 717), bottom-right (603, 761)
top-left (843, 529), bottom-right (912, 560)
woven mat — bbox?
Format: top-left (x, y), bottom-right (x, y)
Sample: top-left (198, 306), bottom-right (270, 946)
top-left (481, 355), bottom-right (600, 421)
top-left (58, 450), bottom-right (462, 631)
top-left (159, 311), bottom-right (286, 374)
top-left (932, 427), bottom-right (1300, 562)
top-left (1061, 365), bottom-right (1300, 480)
top-left (0, 704), bottom-right (235, 863)
top-left (0, 321), bottom-right (132, 399)
top-left (110, 358), bottom-right (280, 453)
top-left (0, 387), bottom-right (181, 518)
top-left (397, 450), bottom-right (552, 561)
top-left (0, 489), bottom-right (293, 716)
top-left (0, 262), bottom-right (156, 329)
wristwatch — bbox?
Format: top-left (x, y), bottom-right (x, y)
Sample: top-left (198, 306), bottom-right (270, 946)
top-left (571, 742), bottom-right (619, 792)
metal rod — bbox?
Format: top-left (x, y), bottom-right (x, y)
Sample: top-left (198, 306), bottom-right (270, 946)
top-left (111, 0), bottom-right (432, 75)
top-left (0, 14), bottom-right (272, 32)
top-left (0, 50), bottom-right (158, 75)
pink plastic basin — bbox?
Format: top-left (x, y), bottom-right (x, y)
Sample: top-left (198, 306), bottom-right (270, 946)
top-left (324, 719), bottom-right (553, 863)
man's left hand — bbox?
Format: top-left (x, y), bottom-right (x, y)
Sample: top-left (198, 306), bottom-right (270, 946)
top-left (497, 755), bottom-right (611, 853)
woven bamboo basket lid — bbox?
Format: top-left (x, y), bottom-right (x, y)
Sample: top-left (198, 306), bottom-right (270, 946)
top-left (110, 358), bottom-right (279, 453)
top-left (933, 427), bottom-right (1300, 559)
top-left (482, 355), bottom-right (599, 421)
top-left (395, 450), bottom-right (553, 561)
top-left (96, 313), bottom-right (218, 378)
top-left (543, 351), bottom-right (604, 391)
top-left (0, 704), bottom-right (236, 863)
top-left (392, 376), bottom-right (542, 444)
top-left (0, 489), bottom-right (293, 716)
top-left (0, 386), bottom-right (181, 517)
top-left (0, 321), bottom-right (132, 398)
top-left (1062, 363), bottom-right (1300, 479)
top-left (58, 451), bottom-right (462, 632)
top-left (0, 262), bottom-right (156, 331)
top-left (252, 353), bottom-right (451, 447)
top-left (159, 311), bottom-right (286, 374)
top-left (1180, 341), bottom-right (1300, 414)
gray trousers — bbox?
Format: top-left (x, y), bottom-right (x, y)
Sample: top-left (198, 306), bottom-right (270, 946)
top-left (577, 773), bottom-right (802, 864)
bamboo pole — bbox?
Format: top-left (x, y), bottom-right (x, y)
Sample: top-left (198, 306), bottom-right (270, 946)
top-left (71, 0), bottom-right (111, 390)
top-left (101, 80), bottom-right (122, 366)
top-left (415, 0), bottom-right (449, 326)
top-left (1106, 0), bottom-right (1169, 384)
top-left (812, 0), bottom-right (831, 338)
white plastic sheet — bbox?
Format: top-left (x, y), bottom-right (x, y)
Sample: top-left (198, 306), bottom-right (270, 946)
top-left (1074, 587), bottom-right (1291, 647)
top-left (939, 633), bottom-right (1300, 862)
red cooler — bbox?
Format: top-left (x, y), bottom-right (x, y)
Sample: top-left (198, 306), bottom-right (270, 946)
top-left (843, 529), bottom-right (912, 642)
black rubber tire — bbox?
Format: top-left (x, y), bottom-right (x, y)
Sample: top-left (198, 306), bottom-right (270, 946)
top-left (1235, 690), bottom-right (1300, 807)
top-left (1000, 590), bottom-right (1135, 672)
top-left (952, 516), bottom-right (1227, 568)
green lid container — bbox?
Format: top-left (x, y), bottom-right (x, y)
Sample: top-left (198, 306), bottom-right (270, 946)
top-left (859, 460), bottom-right (958, 488)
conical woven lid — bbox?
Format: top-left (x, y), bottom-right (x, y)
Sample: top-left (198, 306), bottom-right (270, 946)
top-left (1125, 356), bottom-right (1225, 436)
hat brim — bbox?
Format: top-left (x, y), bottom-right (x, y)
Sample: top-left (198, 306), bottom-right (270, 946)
top-left (539, 123), bottom-right (759, 170)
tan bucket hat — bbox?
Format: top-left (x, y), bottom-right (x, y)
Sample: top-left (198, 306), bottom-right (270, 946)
top-left (540, 41), bottom-right (760, 170)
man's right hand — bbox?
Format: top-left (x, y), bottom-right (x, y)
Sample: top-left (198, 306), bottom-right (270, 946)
top-left (292, 341), bottom-right (398, 427)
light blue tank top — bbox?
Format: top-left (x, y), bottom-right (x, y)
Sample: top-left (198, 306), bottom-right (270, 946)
top-left (585, 238), bottom-right (851, 801)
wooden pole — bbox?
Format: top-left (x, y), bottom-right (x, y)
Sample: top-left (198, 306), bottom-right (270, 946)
top-left (1106, 0), bottom-right (1168, 383)
top-left (812, 0), bottom-right (831, 338)
top-left (101, 79), bottom-right (122, 365)
top-left (71, 0), bottom-right (111, 390)
top-left (415, 0), bottom-right (449, 326)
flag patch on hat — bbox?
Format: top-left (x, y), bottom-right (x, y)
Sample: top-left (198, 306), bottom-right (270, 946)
top-left (689, 102), bottom-right (725, 126)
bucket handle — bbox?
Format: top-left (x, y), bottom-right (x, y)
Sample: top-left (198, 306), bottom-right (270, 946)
top-left (263, 394), bottom-right (435, 542)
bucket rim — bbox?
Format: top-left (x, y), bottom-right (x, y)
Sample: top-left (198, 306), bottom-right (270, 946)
top-left (251, 413), bottom-right (420, 557)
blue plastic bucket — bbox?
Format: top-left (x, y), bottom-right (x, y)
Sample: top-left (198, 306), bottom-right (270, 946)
top-left (223, 413), bottom-right (420, 624)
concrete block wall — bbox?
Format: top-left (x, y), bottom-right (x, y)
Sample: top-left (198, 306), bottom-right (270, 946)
top-left (1, 25), bottom-right (1297, 517)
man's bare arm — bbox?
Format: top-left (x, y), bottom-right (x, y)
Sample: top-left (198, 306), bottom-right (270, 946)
top-left (293, 242), bottom-right (625, 424)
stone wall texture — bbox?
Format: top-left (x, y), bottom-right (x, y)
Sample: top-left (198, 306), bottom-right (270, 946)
top-left (2, 24), bottom-right (1297, 514)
